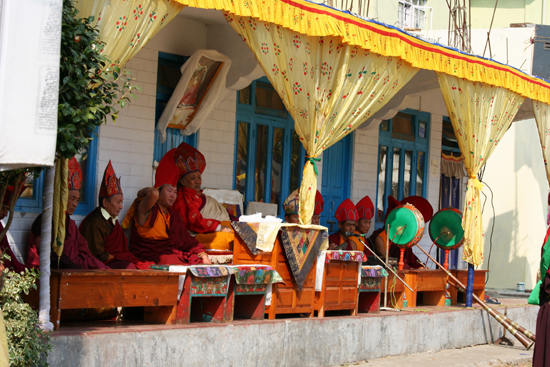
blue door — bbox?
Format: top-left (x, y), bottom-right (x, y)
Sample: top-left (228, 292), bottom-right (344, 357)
top-left (321, 133), bottom-right (353, 232)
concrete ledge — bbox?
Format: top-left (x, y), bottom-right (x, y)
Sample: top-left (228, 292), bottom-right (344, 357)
top-left (48, 304), bottom-right (539, 367)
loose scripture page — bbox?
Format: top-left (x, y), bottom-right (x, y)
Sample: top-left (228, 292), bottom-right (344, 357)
top-left (0, 0), bottom-right (62, 170)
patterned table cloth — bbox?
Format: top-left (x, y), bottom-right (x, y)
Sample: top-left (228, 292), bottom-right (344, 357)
top-left (228, 265), bottom-right (284, 285)
top-left (361, 265), bottom-right (389, 278)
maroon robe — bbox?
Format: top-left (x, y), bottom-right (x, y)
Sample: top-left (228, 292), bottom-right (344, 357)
top-left (0, 222), bottom-right (26, 272)
top-left (104, 220), bottom-right (152, 269)
top-left (26, 214), bottom-right (108, 270)
top-left (533, 272), bottom-right (550, 367)
top-left (129, 205), bottom-right (204, 265)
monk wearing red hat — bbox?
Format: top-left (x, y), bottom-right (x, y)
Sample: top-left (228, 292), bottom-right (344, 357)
top-left (171, 142), bottom-right (235, 251)
top-left (79, 161), bottom-right (153, 269)
top-left (328, 199), bottom-right (363, 251)
top-left (350, 195), bottom-right (377, 255)
top-left (0, 186), bottom-right (27, 272)
top-left (125, 149), bottom-right (210, 265)
top-left (27, 157), bottom-right (108, 270)
top-left (311, 190), bottom-right (324, 225)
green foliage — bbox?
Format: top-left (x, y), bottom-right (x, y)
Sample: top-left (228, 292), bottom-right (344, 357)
top-left (0, 256), bottom-right (51, 367)
top-left (58, 0), bottom-right (140, 160)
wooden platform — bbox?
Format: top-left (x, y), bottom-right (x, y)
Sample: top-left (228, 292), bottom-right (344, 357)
top-left (233, 235), bottom-right (316, 319)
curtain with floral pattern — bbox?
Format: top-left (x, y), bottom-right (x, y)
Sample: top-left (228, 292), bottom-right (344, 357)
top-left (75, 0), bottom-right (185, 68)
top-left (437, 73), bottom-right (525, 266)
top-left (533, 100), bottom-right (550, 185)
top-left (225, 13), bottom-right (419, 224)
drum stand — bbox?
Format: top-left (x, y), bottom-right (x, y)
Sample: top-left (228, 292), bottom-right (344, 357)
top-left (359, 225), bottom-right (413, 312)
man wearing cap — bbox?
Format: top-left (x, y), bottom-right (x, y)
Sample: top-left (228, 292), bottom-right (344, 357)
top-left (79, 161), bottom-right (153, 269)
top-left (0, 186), bottom-right (27, 272)
top-left (282, 189), bottom-right (300, 224)
top-left (350, 195), bottom-right (376, 255)
top-left (27, 157), bottom-right (108, 270)
top-left (312, 190), bottom-right (324, 225)
top-left (328, 199), bottom-right (362, 251)
top-left (171, 142), bottom-right (235, 251)
top-left (126, 149), bottom-right (210, 265)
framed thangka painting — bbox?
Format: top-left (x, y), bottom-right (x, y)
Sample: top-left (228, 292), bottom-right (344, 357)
top-left (156, 50), bottom-right (231, 140)
top-left (167, 56), bottom-right (223, 128)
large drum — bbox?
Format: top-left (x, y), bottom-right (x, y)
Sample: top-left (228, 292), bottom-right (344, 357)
top-left (429, 208), bottom-right (464, 250)
top-left (385, 203), bottom-right (425, 248)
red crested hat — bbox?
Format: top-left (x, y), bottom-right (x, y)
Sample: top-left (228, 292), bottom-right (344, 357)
top-left (99, 160), bottom-right (122, 199)
top-left (335, 199), bottom-right (358, 223)
top-left (401, 195), bottom-right (433, 222)
top-left (314, 190), bottom-right (324, 215)
top-left (155, 149), bottom-right (179, 188)
top-left (2, 185), bottom-right (26, 206)
top-left (174, 142), bottom-right (206, 179)
top-left (356, 195), bottom-right (374, 220)
top-left (68, 157), bottom-right (82, 191)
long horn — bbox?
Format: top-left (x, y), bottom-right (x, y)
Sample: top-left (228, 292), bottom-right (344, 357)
top-left (413, 243), bottom-right (535, 350)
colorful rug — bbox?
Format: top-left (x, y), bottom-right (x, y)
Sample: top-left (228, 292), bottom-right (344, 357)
top-left (279, 226), bottom-right (327, 290)
top-left (229, 265), bottom-right (284, 284)
top-left (325, 250), bottom-right (367, 263)
top-left (361, 265), bottom-right (388, 278)
top-left (231, 222), bottom-right (262, 254)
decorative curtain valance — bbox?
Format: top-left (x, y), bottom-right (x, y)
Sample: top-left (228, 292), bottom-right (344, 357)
top-left (173, 0), bottom-right (550, 105)
top-left (441, 153), bottom-right (466, 179)
top-left (437, 73), bottom-right (525, 266)
top-left (226, 13), bottom-right (419, 223)
top-left (533, 100), bottom-right (550, 185)
top-left (75, 0), bottom-right (185, 69)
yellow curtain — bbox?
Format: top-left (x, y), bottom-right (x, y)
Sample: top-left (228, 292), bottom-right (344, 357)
top-left (437, 73), bottom-right (525, 266)
top-left (52, 159), bottom-right (69, 258)
top-left (532, 100), bottom-right (550, 185)
top-left (226, 14), bottom-right (419, 224)
top-left (75, 0), bottom-right (185, 68)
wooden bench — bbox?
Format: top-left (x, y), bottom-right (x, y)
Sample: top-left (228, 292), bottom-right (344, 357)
top-left (50, 269), bottom-right (184, 330)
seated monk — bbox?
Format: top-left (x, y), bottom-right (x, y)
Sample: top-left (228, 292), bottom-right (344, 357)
top-left (26, 157), bottom-right (108, 270)
top-left (368, 195), bottom-right (432, 269)
top-left (350, 195), bottom-right (375, 255)
top-left (79, 161), bottom-right (153, 270)
top-left (0, 186), bottom-right (27, 272)
top-left (328, 199), bottom-right (363, 251)
top-left (171, 142), bottom-right (235, 251)
top-left (283, 189), bottom-right (323, 225)
top-left (311, 190), bottom-right (324, 225)
top-left (282, 190), bottom-right (300, 224)
top-left (125, 151), bottom-right (211, 265)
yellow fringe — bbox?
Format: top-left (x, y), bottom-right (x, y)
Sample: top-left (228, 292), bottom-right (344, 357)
top-left (175, 0), bottom-right (550, 104)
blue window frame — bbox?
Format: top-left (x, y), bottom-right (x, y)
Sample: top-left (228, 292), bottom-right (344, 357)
top-left (375, 109), bottom-right (430, 228)
top-left (234, 77), bottom-right (305, 217)
top-left (15, 133), bottom-right (98, 216)
top-left (154, 52), bottom-right (197, 163)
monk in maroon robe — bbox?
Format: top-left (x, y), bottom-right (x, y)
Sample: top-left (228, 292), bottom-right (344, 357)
top-left (124, 150), bottom-right (210, 265)
top-left (26, 157), bottom-right (108, 270)
top-left (79, 161), bottom-right (153, 270)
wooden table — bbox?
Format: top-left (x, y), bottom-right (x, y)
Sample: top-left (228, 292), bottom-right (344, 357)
top-left (314, 252), bottom-right (362, 317)
top-left (449, 270), bottom-right (488, 305)
top-left (233, 234), bottom-right (316, 319)
top-left (50, 269), bottom-right (183, 330)
top-left (402, 269), bottom-right (449, 308)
